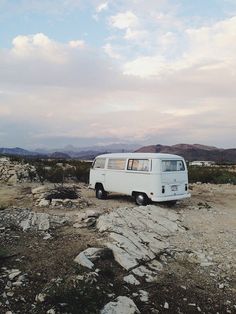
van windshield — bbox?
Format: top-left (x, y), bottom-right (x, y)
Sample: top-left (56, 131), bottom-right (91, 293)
top-left (162, 160), bottom-right (185, 172)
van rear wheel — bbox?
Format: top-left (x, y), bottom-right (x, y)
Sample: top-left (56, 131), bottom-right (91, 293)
top-left (135, 193), bottom-right (148, 206)
top-left (95, 185), bottom-right (107, 200)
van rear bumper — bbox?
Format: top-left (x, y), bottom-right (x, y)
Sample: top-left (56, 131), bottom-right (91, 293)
top-left (151, 193), bottom-right (191, 202)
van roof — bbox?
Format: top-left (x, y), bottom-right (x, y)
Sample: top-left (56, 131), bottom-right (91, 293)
top-left (96, 152), bottom-right (184, 159)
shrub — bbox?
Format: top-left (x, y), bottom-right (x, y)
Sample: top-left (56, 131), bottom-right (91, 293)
top-left (188, 166), bottom-right (236, 184)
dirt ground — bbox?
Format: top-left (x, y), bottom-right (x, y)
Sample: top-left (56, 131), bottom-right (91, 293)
top-left (0, 182), bottom-right (236, 314)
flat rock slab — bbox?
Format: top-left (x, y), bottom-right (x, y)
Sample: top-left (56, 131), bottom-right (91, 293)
top-left (97, 205), bottom-right (183, 270)
top-left (0, 208), bottom-right (69, 231)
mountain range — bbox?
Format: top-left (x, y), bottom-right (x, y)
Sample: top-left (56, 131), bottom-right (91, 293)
top-left (136, 144), bottom-right (236, 162)
top-left (0, 143), bottom-right (236, 162)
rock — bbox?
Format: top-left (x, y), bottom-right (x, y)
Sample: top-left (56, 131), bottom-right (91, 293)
top-left (139, 290), bottom-right (149, 303)
top-left (12, 281), bottom-right (23, 287)
top-left (73, 222), bottom-right (84, 228)
top-left (84, 217), bottom-right (97, 227)
top-left (123, 274), bottom-right (140, 285)
top-left (0, 157), bottom-right (37, 183)
top-left (74, 248), bottom-right (108, 269)
top-left (47, 309), bottom-right (56, 314)
top-left (164, 302), bottom-right (169, 309)
top-left (97, 205), bottom-right (182, 270)
top-left (8, 270), bottom-right (21, 281)
top-left (132, 265), bottom-right (158, 282)
top-left (17, 210), bottom-right (69, 231)
top-left (38, 199), bottom-right (50, 207)
top-left (20, 212), bottom-right (50, 231)
top-left (101, 296), bottom-right (140, 314)
top-left (32, 186), bottom-right (48, 196)
top-left (43, 233), bottom-right (52, 240)
top-left (148, 260), bottom-right (163, 272)
top-left (35, 293), bottom-right (46, 303)
top-left (106, 243), bottom-right (138, 270)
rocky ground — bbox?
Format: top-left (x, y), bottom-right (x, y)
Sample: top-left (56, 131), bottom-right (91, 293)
top-left (0, 182), bottom-right (236, 314)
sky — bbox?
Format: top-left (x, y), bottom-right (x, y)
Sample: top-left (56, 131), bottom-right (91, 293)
top-left (0, 0), bottom-right (236, 149)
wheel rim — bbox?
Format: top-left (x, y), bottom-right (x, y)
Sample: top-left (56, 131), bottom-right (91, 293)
top-left (97, 189), bottom-right (103, 198)
top-left (136, 194), bottom-right (145, 205)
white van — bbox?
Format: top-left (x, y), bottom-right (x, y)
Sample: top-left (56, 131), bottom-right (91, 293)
top-left (89, 153), bottom-right (190, 205)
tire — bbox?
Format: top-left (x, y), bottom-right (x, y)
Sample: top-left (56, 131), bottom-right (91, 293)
top-left (165, 200), bottom-right (177, 207)
top-left (95, 185), bottom-right (107, 200)
top-left (135, 193), bottom-right (148, 206)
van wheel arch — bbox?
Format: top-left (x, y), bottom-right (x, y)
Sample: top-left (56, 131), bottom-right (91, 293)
top-left (95, 183), bottom-right (107, 200)
top-left (132, 191), bottom-right (149, 206)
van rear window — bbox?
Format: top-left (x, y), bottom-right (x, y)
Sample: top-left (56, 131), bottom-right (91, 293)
top-left (107, 159), bottom-right (126, 170)
top-left (162, 160), bottom-right (185, 172)
top-left (93, 158), bottom-right (106, 169)
top-left (127, 159), bottom-right (150, 172)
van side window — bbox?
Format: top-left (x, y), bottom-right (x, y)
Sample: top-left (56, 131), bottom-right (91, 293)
top-left (127, 159), bottom-right (150, 172)
top-left (93, 158), bottom-right (106, 169)
top-left (162, 160), bottom-right (185, 172)
top-left (107, 159), bottom-right (126, 170)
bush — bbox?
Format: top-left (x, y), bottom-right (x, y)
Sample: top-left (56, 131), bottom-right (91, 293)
top-left (188, 166), bottom-right (236, 184)
top-left (46, 166), bottom-right (65, 184)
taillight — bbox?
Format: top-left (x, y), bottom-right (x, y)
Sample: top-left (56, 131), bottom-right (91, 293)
top-left (185, 184), bottom-right (188, 191)
top-left (162, 186), bottom-right (165, 194)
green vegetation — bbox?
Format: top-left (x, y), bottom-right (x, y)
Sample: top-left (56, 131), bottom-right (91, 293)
top-left (31, 158), bottom-right (92, 184)
top-left (188, 166), bottom-right (236, 184)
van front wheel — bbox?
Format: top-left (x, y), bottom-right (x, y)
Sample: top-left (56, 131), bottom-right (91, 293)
top-left (95, 186), bottom-right (107, 200)
top-left (135, 193), bottom-right (148, 206)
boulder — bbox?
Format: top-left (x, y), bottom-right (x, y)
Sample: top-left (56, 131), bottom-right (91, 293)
top-left (101, 296), bottom-right (140, 314)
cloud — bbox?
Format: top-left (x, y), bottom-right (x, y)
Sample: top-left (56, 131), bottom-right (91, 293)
top-left (69, 40), bottom-right (85, 49)
top-left (123, 16), bottom-right (236, 78)
top-left (109, 11), bottom-right (139, 29)
top-left (103, 43), bottom-right (121, 59)
top-left (96, 2), bottom-right (108, 13)
top-left (11, 33), bottom-right (67, 63)
top-left (0, 24), bottom-right (236, 148)
top-left (124, 28), bottom-right (148, 41)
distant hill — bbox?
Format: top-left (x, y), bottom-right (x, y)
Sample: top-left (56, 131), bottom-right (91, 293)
top-left (0, 147), bottom-right (39, 156)
top-left (1, 143), bottom-right (236, 162)
top-left (50, 152), bottom-right (71, 159)
top-left (136, 144), bottom-right (236, 163)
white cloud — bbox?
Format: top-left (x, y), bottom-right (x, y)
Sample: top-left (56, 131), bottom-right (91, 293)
top-left (109, 11), bottom-right (138, 29)
top-left (11, 33), bottom-right (67, 63)
top-left (124, 28), bottom-right (148, 41)
top-left (96, 1), bottom-right (108, 13)
top-left (103, 43), bottom-right (121, 59)
top-left (69, 40), bottom-right (85, 48)
top-left (123, 56), bottom-right (167, 77)
top-left (124, 16), bottom-right (236, 78)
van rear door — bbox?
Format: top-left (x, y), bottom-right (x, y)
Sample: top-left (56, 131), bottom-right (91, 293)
top-left (161, 159), bottom-right (187, 196)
